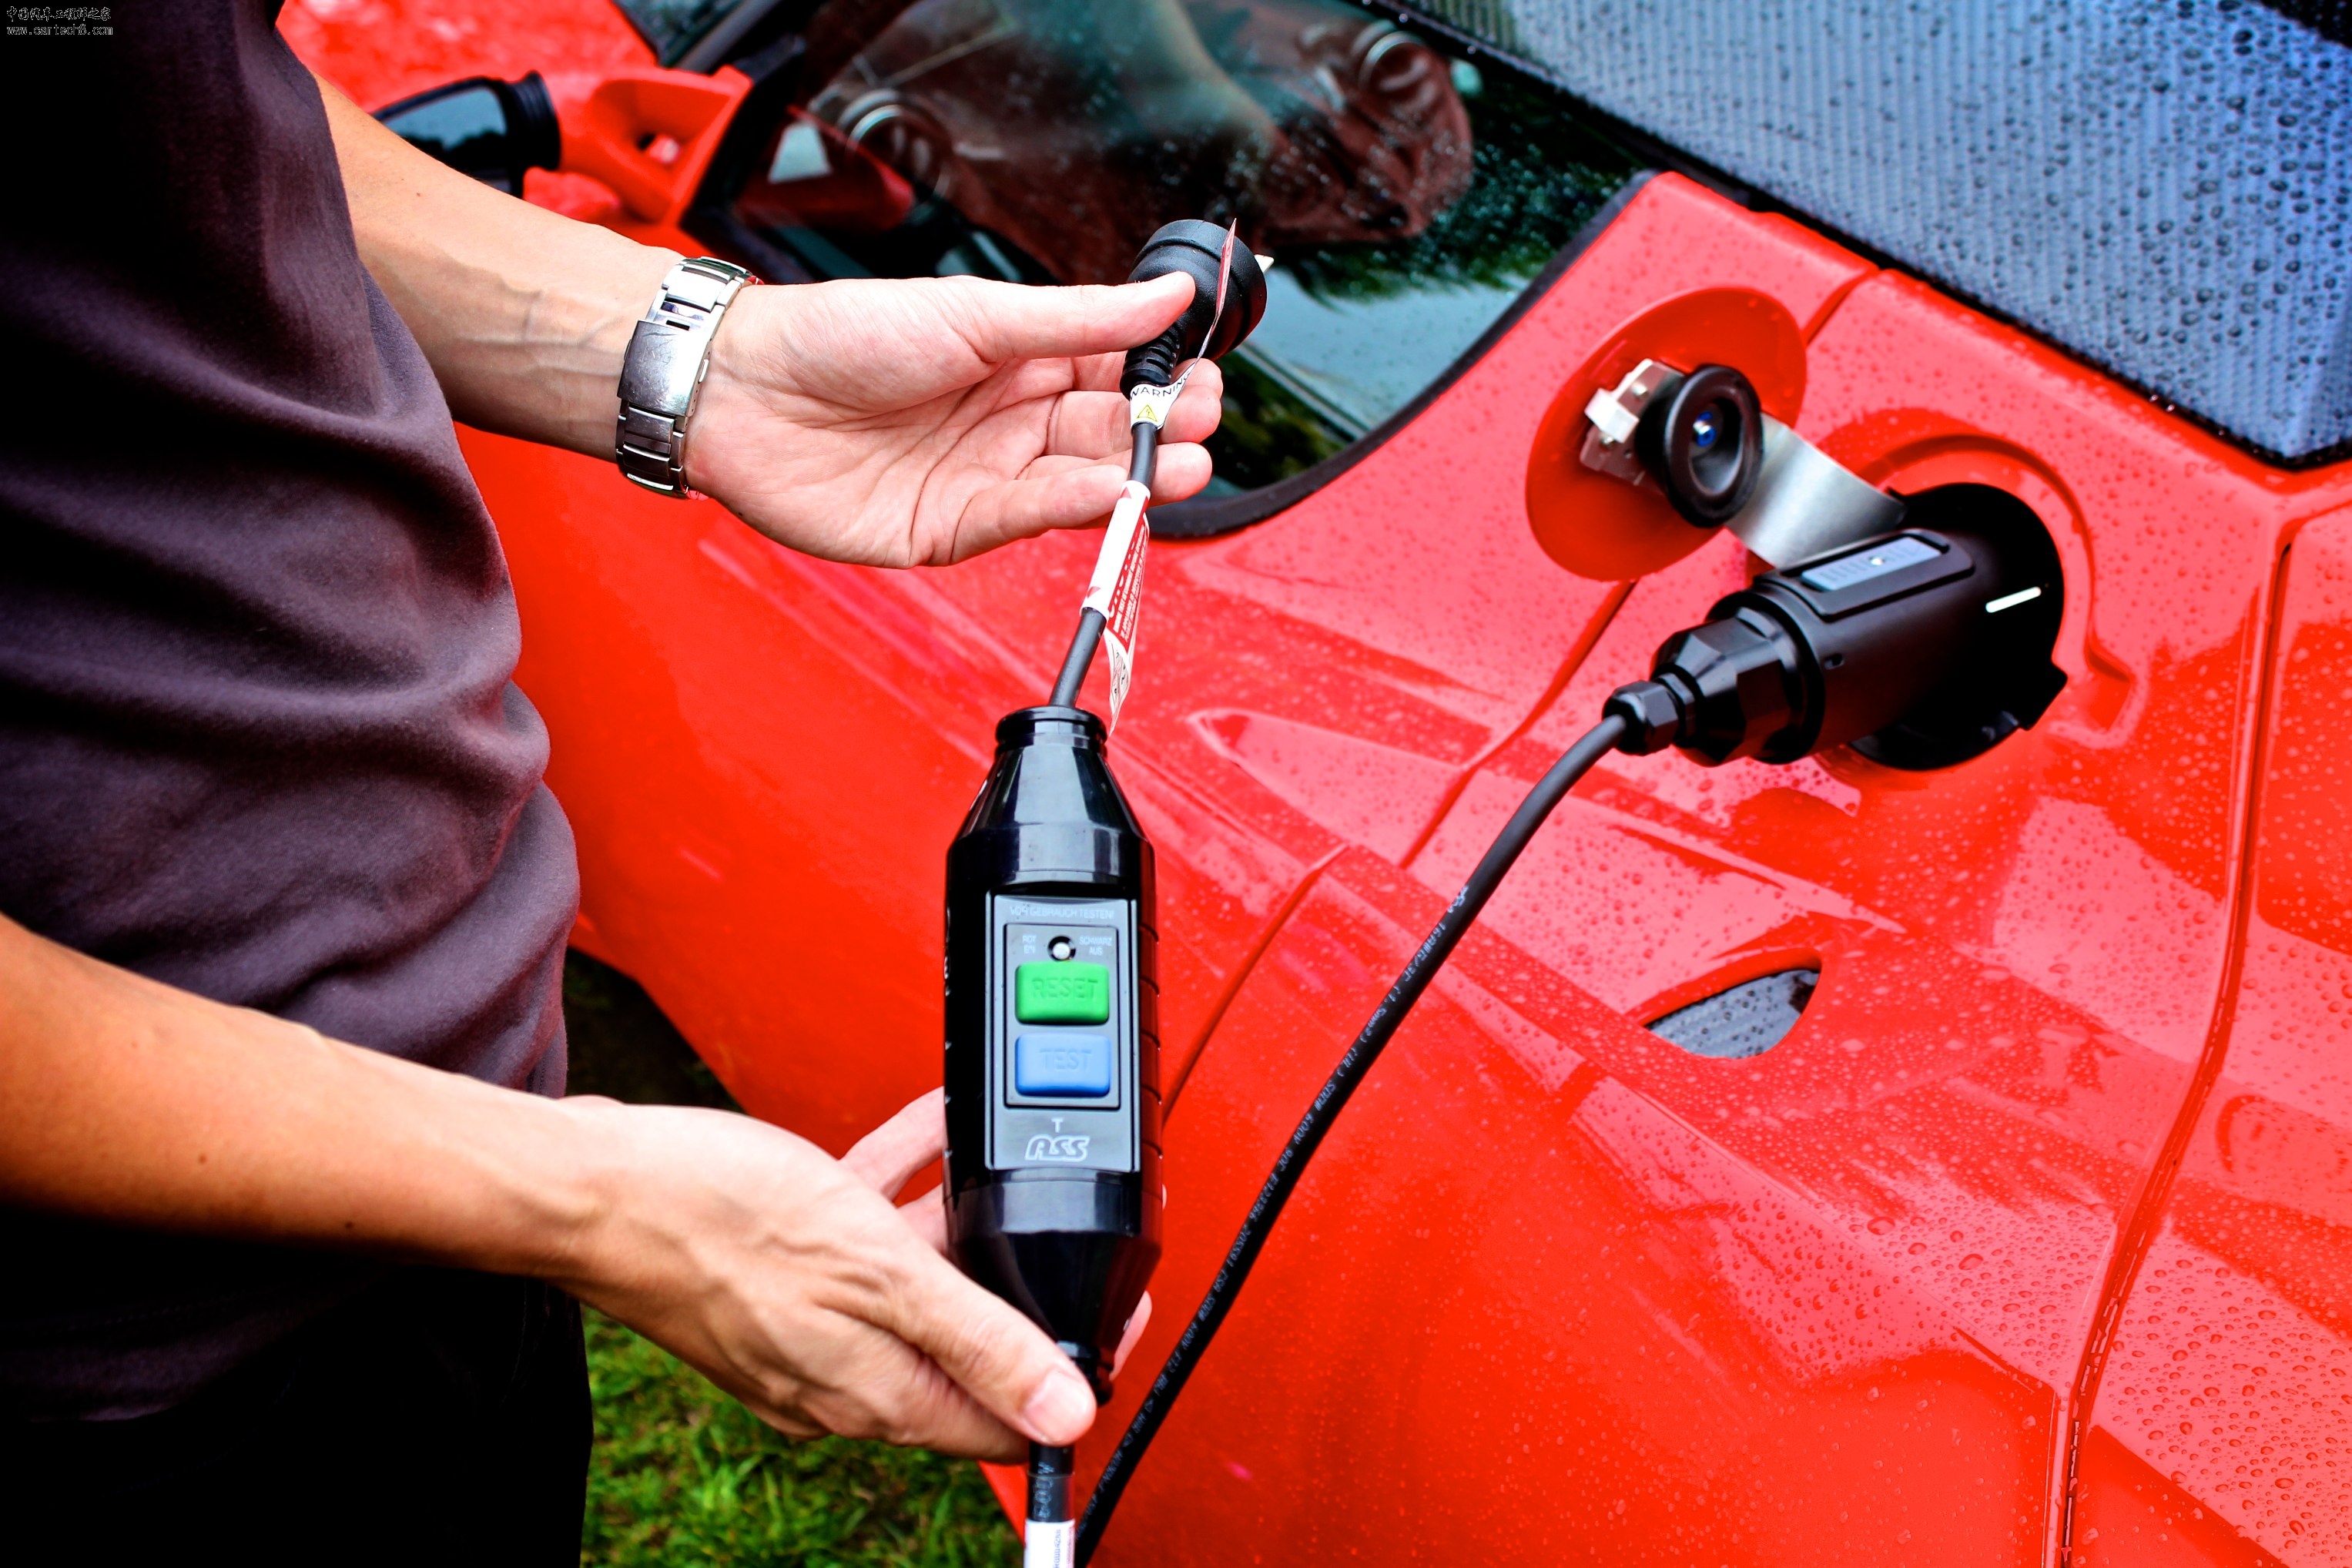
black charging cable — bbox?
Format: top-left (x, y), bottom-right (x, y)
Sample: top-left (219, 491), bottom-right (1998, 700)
top-left (1029, 412), bottom-right (1169, 1566)
top-left (1074, 711), bottom-right (1632, 1562)
top-left (1047, 219), bottom-right (1256, 714)
top-left (1006, 219), bottom-right (1266, 1568)
top-left (1047, 423), bottom-right (1158, 709)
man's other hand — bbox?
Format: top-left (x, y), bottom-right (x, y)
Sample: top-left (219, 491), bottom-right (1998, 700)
top-left (554, 1090), bottom-right (1098, 1460)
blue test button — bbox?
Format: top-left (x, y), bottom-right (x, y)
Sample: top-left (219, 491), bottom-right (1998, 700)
top-left (1014, 1033), bottom-right (1114, 1097)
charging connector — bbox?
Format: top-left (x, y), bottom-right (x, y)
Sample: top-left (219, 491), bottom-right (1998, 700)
top-left (1116, 221), bottom-right (1267, 400)
top-left (1609, 522), bottom-right (2063, 766)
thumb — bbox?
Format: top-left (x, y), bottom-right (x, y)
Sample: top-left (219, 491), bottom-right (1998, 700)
top-left (950, 271), bottom-right (1191, 367)
top-left (879, 1245), bottom-right (1100, 1446)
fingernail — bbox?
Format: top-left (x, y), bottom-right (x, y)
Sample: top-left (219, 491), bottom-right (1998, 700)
top-left (1021, 1369), bottom-right (1094, 1443)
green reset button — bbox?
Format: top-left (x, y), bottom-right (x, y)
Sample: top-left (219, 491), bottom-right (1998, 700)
top-left (1014, 960), bottom-right (1110, 1025)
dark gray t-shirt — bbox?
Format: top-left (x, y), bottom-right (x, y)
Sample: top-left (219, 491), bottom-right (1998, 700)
top-left (0, 1), bottom-right (580, 1418)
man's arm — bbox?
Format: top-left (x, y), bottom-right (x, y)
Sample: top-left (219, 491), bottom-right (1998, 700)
top-left (315, 75), bottom-right (671, 459)
top-left (316, 75), bottom-right (1225, 567)
top-left (0, 913), bottom-right (1099, 1456)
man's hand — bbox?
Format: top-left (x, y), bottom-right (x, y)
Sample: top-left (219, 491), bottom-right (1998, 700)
top-left (319, 74), bottom-right (1225, 570)
top-left (689, 275), bottom-right (1223, 567)
top-left (557, 1091), bottom-right (1099, 1459)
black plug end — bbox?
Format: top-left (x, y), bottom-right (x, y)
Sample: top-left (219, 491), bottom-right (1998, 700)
top-left (1647, 610), bottom-right (1809, 766)
top-left (1120, 220), bottom-right (1268, 395)
top-left (1630, 520), bottom-right (2063, 772)
top-left (1604, 679), bottom-right (1687, 755)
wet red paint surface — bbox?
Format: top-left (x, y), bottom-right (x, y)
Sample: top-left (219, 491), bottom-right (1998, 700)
top-left (293, 6), bottom-right (2352, 1560)
top-left (2073, 505), bottom-right (2352, 1566)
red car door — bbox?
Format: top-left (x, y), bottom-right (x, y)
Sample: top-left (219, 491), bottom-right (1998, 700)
top-left (2070, 504), bottom-right (2352, 1568)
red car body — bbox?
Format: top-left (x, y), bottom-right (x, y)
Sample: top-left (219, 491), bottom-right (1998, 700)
top-left (291, 2), bottom-right (2352, 1562)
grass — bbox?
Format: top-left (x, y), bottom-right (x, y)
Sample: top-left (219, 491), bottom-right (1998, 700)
top-left (565, 953), bottom-right (1019, 1568)
top-left (581, 1308), bottom-right (1017, 1567)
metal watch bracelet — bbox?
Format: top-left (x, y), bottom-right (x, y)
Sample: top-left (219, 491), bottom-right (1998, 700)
top-left (615, 256), bottom-right (754, 498)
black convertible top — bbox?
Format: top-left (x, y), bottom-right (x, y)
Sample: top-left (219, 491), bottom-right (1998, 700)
top-left (1416, 0), bottom-right (2350, 463)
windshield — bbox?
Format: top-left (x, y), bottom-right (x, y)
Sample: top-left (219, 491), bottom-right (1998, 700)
top-left (695, 0), bottom-right (1636, 514)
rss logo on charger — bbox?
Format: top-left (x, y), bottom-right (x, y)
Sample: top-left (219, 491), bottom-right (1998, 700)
top-left (1024, 1133), bottom-right (1091, 1161)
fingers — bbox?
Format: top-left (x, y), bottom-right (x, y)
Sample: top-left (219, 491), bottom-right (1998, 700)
top-left (1144, 441), bottom-right (1215, 505)
top-left (1110, 1292), bottom-right (1152, 1379)
top-left (943, 461), bottom-right (1127, 560)
top-left (572, 1103), bottom-right (1079, 1463)
top-left (938, 437), bottom-right (1218, 561)
top-left (900, 1185), bottom-right (949, 1253)
top-left (732, 1305), bottom-right (1030, 1461)
top-left (842, 1089), bottom-right (946, 1200)
top-left (867, 1375), bottom-right (1027, 1462)
top-left (1043, 361), bottom-right (1226, 461)
top-left (949, 273), bottom-right (1193, 367)
top-left (871, 1245), bottom-right (1099, 1447)
top-left (1165, 359), bottom-right (1226, 444)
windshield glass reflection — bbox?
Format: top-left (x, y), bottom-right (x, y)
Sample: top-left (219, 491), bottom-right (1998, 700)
top-left (722, 0), bottom-right (1636, 500)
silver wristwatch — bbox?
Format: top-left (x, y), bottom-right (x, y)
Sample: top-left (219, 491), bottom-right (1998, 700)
top-left (615, 256), bottom-right (754, 498)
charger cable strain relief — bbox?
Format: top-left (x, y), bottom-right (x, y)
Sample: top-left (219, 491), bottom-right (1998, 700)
top-left (1603, 678), bottom-right (1685, 755)
top-left (1121, 328), bottom-right (1182, 397)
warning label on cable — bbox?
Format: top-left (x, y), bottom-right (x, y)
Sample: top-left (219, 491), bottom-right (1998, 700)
top-left (1023, 1519), bottom-right (1074, 1568)
top-left (1081, 480), bottom-right (1151, 727)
